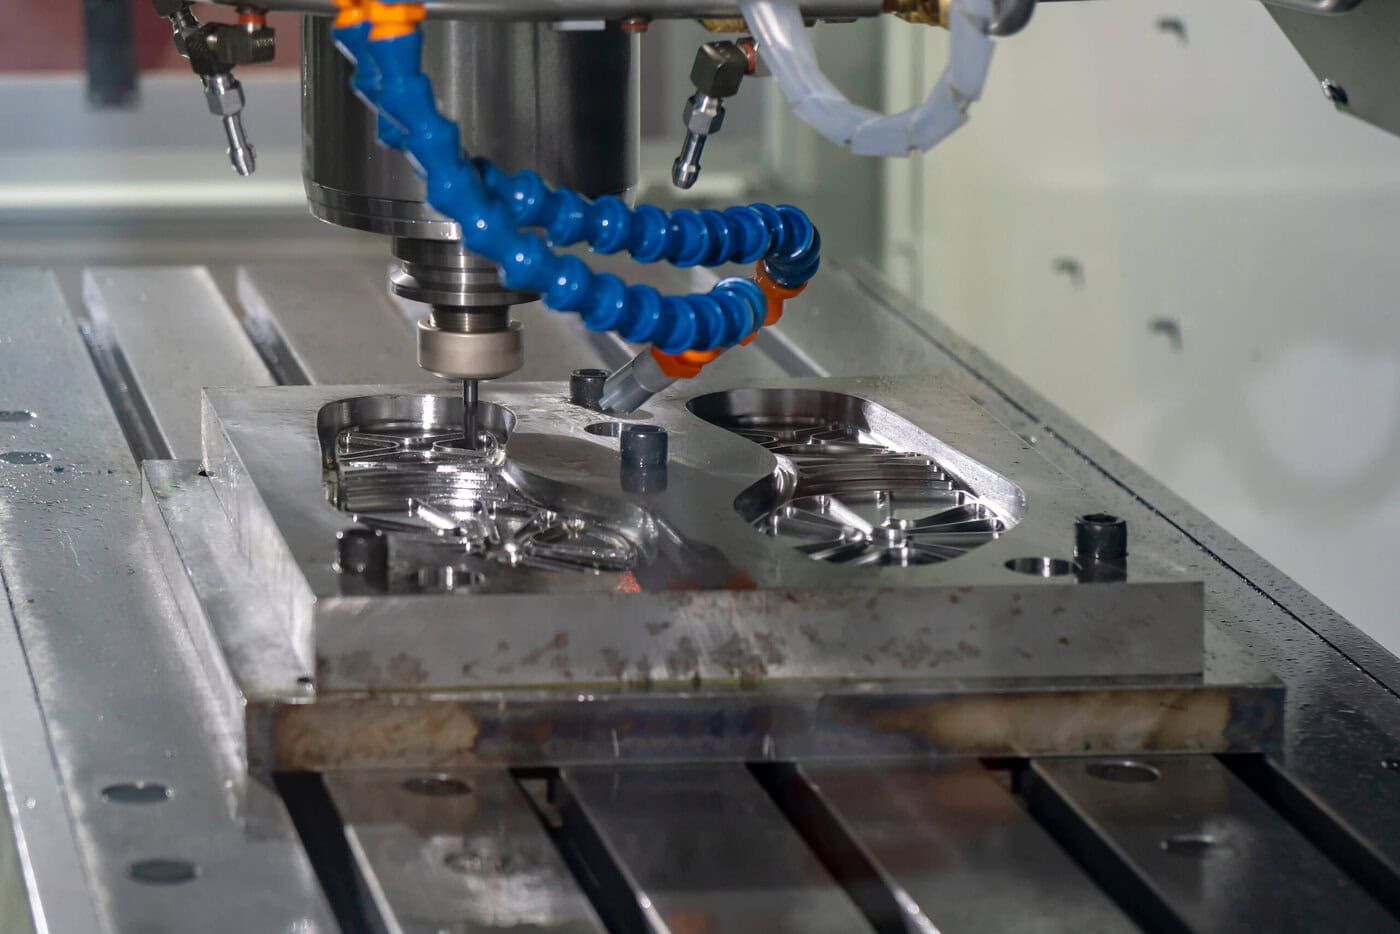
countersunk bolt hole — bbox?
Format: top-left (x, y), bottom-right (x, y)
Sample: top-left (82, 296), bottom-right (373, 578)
top-left (402, 775), bottom-right (473, 797)
top-left (1160, 833), bottom-right (1224, 857)
top-left (1005, 556), bottom-right (1075, 577)
top-left (1087, 760), bottom-right (1160, 783)
top-left (102, 782), bottom-right (173, 805)
top-left (128, 858), bottom-right (198, 885)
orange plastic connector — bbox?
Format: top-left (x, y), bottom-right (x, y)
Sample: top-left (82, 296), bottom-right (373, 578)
top-left (650, 261), bottom-right (808, 379)
top-left (367, 0), bottom-right (426, 39)
top-left (332, 0), bottom-right (367, 28)
top-left (238, 7), bottom-right (268, 27)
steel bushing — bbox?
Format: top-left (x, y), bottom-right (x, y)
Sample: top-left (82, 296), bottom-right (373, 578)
top-left (417, 317), bottom-right (524, 380)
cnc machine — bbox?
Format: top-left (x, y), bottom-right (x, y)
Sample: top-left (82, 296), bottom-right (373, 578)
top-left (3, 0), bottom-right (1400, 930)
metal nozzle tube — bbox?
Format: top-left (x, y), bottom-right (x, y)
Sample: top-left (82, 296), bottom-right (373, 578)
top-left (600, 349), bottom-right (677, 415)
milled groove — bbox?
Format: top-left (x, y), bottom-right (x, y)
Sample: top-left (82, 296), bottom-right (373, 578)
top-left (747, 761), bottom-right (911, 934)
top-left (68, 300), bottom-right (170, 463)
top-left (273, 773), bottom-right (385, 934)
top-left (512, 768), bottom-right (647, 934)
top-left (236, 293), bottom-right (312, 386)
top-left (1011, 762), bottom-right (1185, 934)
top-left (1221, 754), bottom-right (1400, 921)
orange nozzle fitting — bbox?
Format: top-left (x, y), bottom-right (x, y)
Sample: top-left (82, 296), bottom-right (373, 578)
top-left (651, 261), bottom-right (808, 379)
top-left (332, 0), bottom-right (367, 27)
top-left (238, 7), bottom-right (268, 26)
top-left (367, 1), bottom-right (425, 39)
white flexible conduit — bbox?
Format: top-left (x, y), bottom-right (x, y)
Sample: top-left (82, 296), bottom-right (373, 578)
top-left (739, 0), bottom-right (996, 156)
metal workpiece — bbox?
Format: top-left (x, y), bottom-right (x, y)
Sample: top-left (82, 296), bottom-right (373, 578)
top-left (1023, 756), bottom-right (1396, 931)
top-left (555, 764), bottom-right (873, 932)
top-left (133, 378), bottom-right (1291, 771)
top-left (302, 19), bottom-right (637, 239)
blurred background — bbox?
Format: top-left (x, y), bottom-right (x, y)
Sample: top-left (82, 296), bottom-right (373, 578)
top-left (3, 0), bottom-right (1397, 654)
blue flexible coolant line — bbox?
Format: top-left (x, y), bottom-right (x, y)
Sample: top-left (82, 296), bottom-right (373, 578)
top-left (332, 19), bottom-right (820, 354)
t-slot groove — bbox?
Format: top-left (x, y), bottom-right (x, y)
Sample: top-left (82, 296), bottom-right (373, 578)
top-left (512, 767), bottom-right (649, 934)
top-left (1220, 754), bottom-right (1400, 922)
top-left (746, 761), bottom-right (910, 934)
top-left (272, 772), bottom-right (387, 934)
top-left (1012, 761), bottom-right (1188, 934)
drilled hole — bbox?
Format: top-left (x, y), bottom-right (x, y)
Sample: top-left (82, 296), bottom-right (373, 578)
top-left (1005, 556), bottom-right (1075, 577)
top-left (1086, 760), bottom-right (1160, 783)
top-left (102, 782), bottom-right (172, 805)
top-left (1160, 833), bottom-right (1223, 857)
top-left (402, 775), bottom-right (472, 797)
top-left (128, 858), bottom-right (198, 885)
top-left (585, 421), bottom-right (624, 438)
top-left (0, 451), bottom-right (50, 466)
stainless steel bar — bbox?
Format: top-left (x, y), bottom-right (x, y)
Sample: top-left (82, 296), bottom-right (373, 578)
top-left (779, 761), bottom-right (1137, 933)
top-left (1024, 755), bottom-right (1396, 932)
top-left (0, 564), bottom-right (103, 934)
top-left (0, 270), bottom-right (336, 932)
top-left (213, 0), bottom-right (883, 18)
top-left (556, 764), bottom-right (873, 933)
top-left (82, 267), bottom-right (272, 459)
top-left (324, 769), bottom-right (608, 933)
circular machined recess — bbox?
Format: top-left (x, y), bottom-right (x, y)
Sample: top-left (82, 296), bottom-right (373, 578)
top-left (102, 782), bottom-right (172, 805)
top-left (1160, 833), bottom-right (1226, 858)
top-left (128, 858), bottom-right (199, 885)
top-left (402, 775), bottom-right (473, 797)
top-left (1086, 760), bottom-right (1161, 784)
top-left (1005, 556), bottom-right (1075, 578)
top-left (585, 421), bottom-right (625, 438)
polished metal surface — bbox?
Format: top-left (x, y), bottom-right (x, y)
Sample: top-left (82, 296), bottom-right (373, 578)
top-left (557, 764), bottom-right (872, 933)
top-left (191, 380), bottom-right (1208, 692)
top-left (784, 761), bottom-right (1136, 932)
top-left (237, 263), bottom-right (427, 385)
top-left (325, 769), bottom-right (608, 933)
top-left (1025, 755), bottom-right (1394, 931)
top-left (0, 270), bottom-right (336, 932)
top-left (302, 19), bottom-right (637, 239)
top-left (81, 266), bottom-right (273, 459)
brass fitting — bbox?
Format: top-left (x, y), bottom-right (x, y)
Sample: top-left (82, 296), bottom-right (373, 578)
top-left (890, 0), bottom-right (949, 27)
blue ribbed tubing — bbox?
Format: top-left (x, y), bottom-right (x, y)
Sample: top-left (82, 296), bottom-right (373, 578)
top-left (332, 19), bottom-right (820, 353)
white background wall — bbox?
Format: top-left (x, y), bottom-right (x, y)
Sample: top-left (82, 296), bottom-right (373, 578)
top-left (879, 0), bottom-right (1400, 654)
